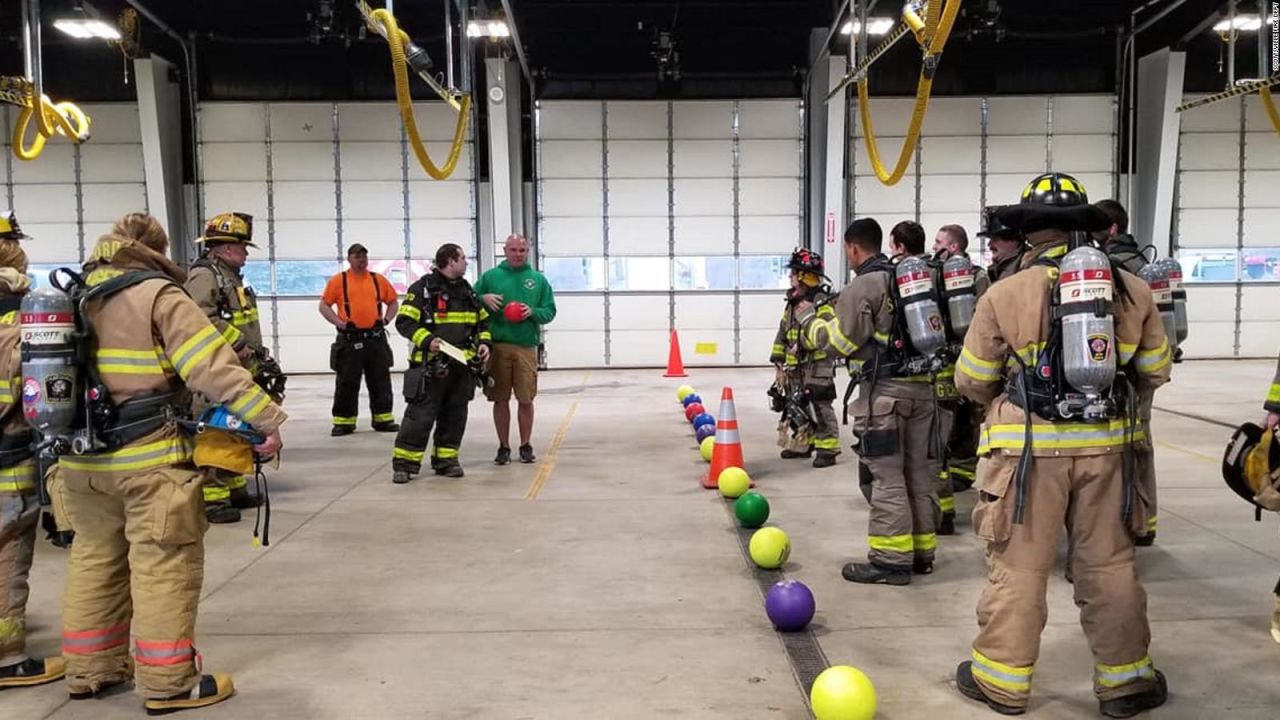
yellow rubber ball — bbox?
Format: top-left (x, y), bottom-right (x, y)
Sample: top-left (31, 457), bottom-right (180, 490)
top-left (717, 467), bottom-right (751, 498)
top-left (676, 385), bottom-right (695, 402)
top-left (700, 436), bottom-right (715, 462)
top-left (748, 526), bottom-right (790, 570)
top-left (810, 665), bottom-right (877, 720)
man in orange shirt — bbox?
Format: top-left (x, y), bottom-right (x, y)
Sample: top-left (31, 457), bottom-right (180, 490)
top-left (318, 244), bottom-right (400, 435)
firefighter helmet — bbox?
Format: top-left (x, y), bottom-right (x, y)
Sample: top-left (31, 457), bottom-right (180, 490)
top-left (1222, 422), bottom-right (1280, 513)
top-left (0, 210), bottom-right (30, 241)
top-left (197, 212), bottom-right (257, 247)
top-left (786, 248), bottom-right (826, 288)
top-left (977, 205), bottom-right (1020, 240)
top-left (1020, 172), bottom-right (1089, 207)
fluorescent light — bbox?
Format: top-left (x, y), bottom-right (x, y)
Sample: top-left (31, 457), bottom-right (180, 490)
top-left (54, 18), bottom-right (121, 40)
top-left (466, 19), bottom-right (510, 39)
top-left (1213, 14), bottom-right (1262, 32)
top-left (840, 18), bottom-right (895, 36)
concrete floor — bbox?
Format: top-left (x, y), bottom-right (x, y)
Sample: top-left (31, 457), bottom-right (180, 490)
top-left (6, 360), bottom-right (1280, 719)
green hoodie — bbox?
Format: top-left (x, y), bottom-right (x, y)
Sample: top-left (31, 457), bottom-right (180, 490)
top-left (474, 261), bottom-right (556, 347)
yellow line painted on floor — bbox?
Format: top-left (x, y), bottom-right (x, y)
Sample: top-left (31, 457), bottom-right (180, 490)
top-left (525, 372), bottom-right (589, 500)
top-left (1155, 440), bottom-right (1219, 465)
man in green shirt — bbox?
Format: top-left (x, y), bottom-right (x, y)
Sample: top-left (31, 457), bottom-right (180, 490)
top-left (475, 235), bottom-right (557, 465)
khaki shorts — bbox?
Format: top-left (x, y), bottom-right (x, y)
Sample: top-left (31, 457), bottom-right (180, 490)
top-left (487, 343), bottom-right (538, 403)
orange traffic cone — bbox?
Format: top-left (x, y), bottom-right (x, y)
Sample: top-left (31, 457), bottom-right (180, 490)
top-left (704, 387), bottom-right (747, 489)
top-left (663, 329), bottom-right (687, 378)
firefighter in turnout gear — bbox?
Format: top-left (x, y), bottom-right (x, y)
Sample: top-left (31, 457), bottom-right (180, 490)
top-left (952, 174), bottom-right (1171, 718)
top-left (980, 206), bottom-right (1028, 285)
top-left (185, 212), bottom-right (268, 524)
top-left (56, 213), bottom-right (285, 713)
top-left (1093, 199), bottom-right (1162, 546)
top-left (930, 224), bottom-right (989, 531)
top-left (391, 244), bottom-right (491, 483)
top-left (1265, 352), bottom-right (1280, 643)
top-left (770, 248), bottom-right (840, 468)
top-left (804, 218), bottom-right (943, 586)
top-left (0, 211), bottom-right (65, 689)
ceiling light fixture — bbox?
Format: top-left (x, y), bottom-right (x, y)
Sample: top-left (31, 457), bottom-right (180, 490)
top-left (1213, 14), bottom-right (1262, 32)
top-left (53, 18), bottom-right (121, 40)
top-left (466, 19), bottom-right (510, 39)
top-left (840, 18), bottom-right (896, 36)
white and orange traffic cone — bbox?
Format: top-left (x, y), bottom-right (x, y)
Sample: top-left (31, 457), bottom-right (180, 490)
top-left (704, 387), bottom-right (748, 489)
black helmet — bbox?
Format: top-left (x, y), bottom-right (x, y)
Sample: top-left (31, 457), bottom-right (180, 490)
top-left (1020, 172), bottom-right (1089, 207)
top-left (1223, 422), bottom-right (1280, 513)
top-left (978, 206), bottom-right (1020, 239)
top-left (787, 247), bottom-right (825, 276)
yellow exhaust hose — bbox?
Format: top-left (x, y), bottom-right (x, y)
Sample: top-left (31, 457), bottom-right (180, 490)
top-left (1262, 85), bottom-right (1280, 139)
top-left (856, 0), bottom-right (962, 186)
top-left (368, 7), bottom-right (471, 181)
top-left (8, 87), bottom-right (91, 162)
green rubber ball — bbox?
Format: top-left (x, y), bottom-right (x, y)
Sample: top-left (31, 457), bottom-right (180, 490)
top-left (734, 492), bottom-right (770, 528)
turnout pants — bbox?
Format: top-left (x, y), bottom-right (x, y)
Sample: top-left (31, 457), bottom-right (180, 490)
top-left (946, 399), bottom-right (981, 493)
top-left (331, 331), bottom-right (395, 429)
top-left (201, 470), bottom-right (246, 505)
top-left (0, 466), bottom-right (39, 666)
top-left (776, 366), bottom-right (840, 456)
top-left (60, 465), bottom-right (208, 699)
top-left (970, 452), bottom-right (1158, 710)
top-left (1134, 388), bottom-right (1157, 539)
top-left (857, 394), bottom-right (940, 569)
top-left (393, 364), bottom-right (475, 474)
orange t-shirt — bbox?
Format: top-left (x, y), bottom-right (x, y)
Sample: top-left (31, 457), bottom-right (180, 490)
top-left (322, 271), bottom-right (398, 330)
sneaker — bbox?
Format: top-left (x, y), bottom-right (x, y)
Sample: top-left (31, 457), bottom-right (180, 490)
top-left (812, 452), bottom-right (837, 468)
top-left (913, 560), bottom-right (934, 575)
top-left (1098, 670), bottom-right (1168, 718)
top-left (392, 471), bottom-right (412, 485)
top-left (955, 661), bottom-right (1026, 715)
top-left (1134, 532), bottom-right (1155, 547)
top-left (331, 426), bottom-right (354, 437)
top-left (205, 505), bottom-right (241, 524)
top-left (372, 421), bottom-right (400, 433)
top-left (939, 512), bottom-right (956, 536)
top-left (438, 464), bottom-right (465, 478)
top-left (144, 673), bottom-right (234, 715)
top-left (780, 448), bottom-right (813, 459)
top-left (841, 562), bottom-right (911, 586)
top-left (228, 488), bottom-right (263, 510)
top-left (519, 444), bottom-right (536, 464)
top-left (494, 446), bottom-right (511, 465)
top-left (0, 657), bottom-right (65, 689)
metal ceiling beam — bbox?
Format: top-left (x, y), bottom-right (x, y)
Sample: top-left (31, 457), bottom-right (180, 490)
top-left (497, 0), bottom-right (536, 88)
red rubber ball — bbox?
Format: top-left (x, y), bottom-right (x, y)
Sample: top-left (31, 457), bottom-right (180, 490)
top-left (504, 302), bottom-right (525, 323)
top-left (684, 403), bottom-right (705, 422)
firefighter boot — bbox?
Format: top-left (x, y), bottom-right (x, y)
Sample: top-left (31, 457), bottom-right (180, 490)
top-left (812, 451), bottom-right (837, 468)
top-left (392, 471), bottom-right (412, 485)
top-left (842, 562), bottom-right (911, 586)
top-left (436, 464), bottom-right (465, 478)
top-left (780, 448), bottom-right (812, 460)
top-left (939, 512), bottom-right (957, 536)
top-left (372, 421), bottom-right (400, 433)
top-left (1134, 531), bottom-right (1155, 547)
top-left (0, 657), bottom-right (65, 689)
top-left (228, 487), bottom-right (263, 509)
top-left (1098, 671), bottom-right (1167, 718)
top-left (955, 661), bottom-right (1025, 716)
top-left (144, 673), bottom-right (234, 715)
top-left (205, 504), bottom-right (240, 524)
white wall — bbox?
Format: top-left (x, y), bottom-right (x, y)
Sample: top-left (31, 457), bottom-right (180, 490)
top-left (1174, 94), bottom-right (1280, 359)
top-left (197, 101), bottom-right (477, 373)
top-left (536, 99), bottom-right (801, 368)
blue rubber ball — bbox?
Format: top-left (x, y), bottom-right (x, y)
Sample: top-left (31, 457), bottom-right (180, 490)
top-left (692, 413), bottom-right (716, 431)
top-left (682, 393), bottom-right (702, 408)
top-left (695, 424), bottom-right (717, 443)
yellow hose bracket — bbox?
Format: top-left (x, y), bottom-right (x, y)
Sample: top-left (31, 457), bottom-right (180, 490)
top-left (856, 0), bottom-right (962, 186)
top-left (361, 2), bottom-right (471, 180)
top-left (2, 76), bottom-right (91, 162)
top-left (1261, 85), bottom-right (1280, 139)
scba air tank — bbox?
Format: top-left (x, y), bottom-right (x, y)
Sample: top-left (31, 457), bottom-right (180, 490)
top-left (1138, 263), bottom-right (1177, 353)
top-left (894, 256), bottom-right (947, 356)
top-left (20, 285), bottom-right (80, 437)
top-left (942, 254), bottom-right (976, 340)
top-left (1155, 257), bottom-right (1188, 345)
top-left (1057, 246), bottom-right (1116, 396)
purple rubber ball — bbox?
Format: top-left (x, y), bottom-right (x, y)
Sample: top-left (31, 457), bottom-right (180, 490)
top-left (765, 579), bottom-right (815, 632)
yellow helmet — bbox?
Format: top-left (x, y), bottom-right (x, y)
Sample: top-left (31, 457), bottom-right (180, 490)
top-left (197, 212), bottom-right (256, 247)
top-left (0, 210), bottom-right (30, 241)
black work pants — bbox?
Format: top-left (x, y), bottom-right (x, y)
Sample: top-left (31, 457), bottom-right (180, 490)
top-left (392, 364), bottom-right (474, 474)
top-left (331, 331), bottom-right (395, 428)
